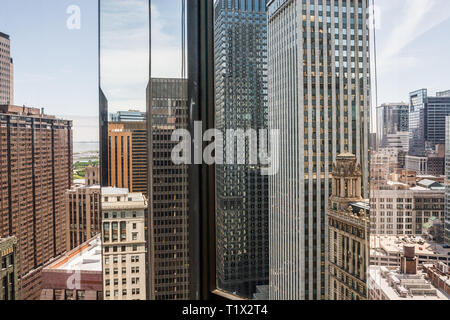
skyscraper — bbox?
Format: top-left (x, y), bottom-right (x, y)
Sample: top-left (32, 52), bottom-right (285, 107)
top-left (109, 120), bottom-right (148, 195)
top-left (0, 32), bottom-right (13, 105)
top-left (376, 103), bottom-right (409, 149)
top-left (147, 78), bottom-right (190, 300)
top-left (108, 123), bottom-right (133, 191)
top-left (214, 0), bottom-right (269, 299)
top-left (409, 89), bottom-right (450, 156)
top-left (0, 105), bottom-right (73, 300)
top-left (267, 0), bottom-right (371, 300)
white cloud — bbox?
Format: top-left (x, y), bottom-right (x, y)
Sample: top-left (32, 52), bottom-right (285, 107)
top-left (100, 0), bottom-right (183, 112)
top-left (378, 0), bottom-right (450, 74)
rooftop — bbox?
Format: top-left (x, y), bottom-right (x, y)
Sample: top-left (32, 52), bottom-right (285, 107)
top-left (46, 236), bottom-right (102, 272)
top-left (369, 265), bottom-right (450, 300)
top-left (370, 235), bottom-right (450, 257)
top-left (0, 32), bottom-right (10, 40)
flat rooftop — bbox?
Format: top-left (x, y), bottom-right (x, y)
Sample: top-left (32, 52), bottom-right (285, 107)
top-left (47, 236), bottom-right (102, 272)
top-left (371, 235), bottom-right (450, 256)
top-left (369, 266), bottom-right (450, 300)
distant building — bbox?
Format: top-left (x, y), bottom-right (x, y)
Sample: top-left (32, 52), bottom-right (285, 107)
top-left (370, 180), bottom-right (445, 236)
top-left (369, 247), bottom-right (450, 300)
top-left (109, 121), bottom-right (148, 195)
top-left (109, 110), bottom-right (146, 122)
top-left (0, 105), bottom-right (72, 300)
top-left (0, 236), bottom-right (18, 300)
top-left (377, 103), bottom-right (409, 149)
top-left (405, 153), bottom-right (445, 176)
top-left (40, 235), bottom-right (103, 300)
top-left (409, 89), bottom-right (450, 156)
top-left (383, 132), bottom-right (409, 153)
top-left (66, 185), bottom-right (101, 251)
top-left (423, 263), bottom-right (450, 296)
top-left (370, 235), bottom-right (450, 268)
top-left (0, 32), bottom-right (13, 105)
top-left (101, 188), bottom-right (147, 300)
top-left (85, 165), bottom-right (100, 186)
top-left (108, 123), bottom-right (133, 191)
top-left (328, 153), bottom-right (370, 300)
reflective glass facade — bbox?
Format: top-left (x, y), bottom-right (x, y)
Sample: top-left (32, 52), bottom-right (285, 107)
top-left (214, 0), bottom-right (269, 299)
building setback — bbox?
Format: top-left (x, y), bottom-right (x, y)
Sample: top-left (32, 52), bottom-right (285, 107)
top-left (66, 184), bottom-right (101, 251)
top-left (267, 0), bottom-right (371, 300)
top-left (0, 32), bottom-right (13, 105)
top-left (0, 236), bottom-right (18, 300)
top-left (214, 0), bottom-right (269, 299)
top-left (0, 105), bottom-right (72, 300)
top-left (147, 78), bottom-right (190, 300)
top-left (40, 235), bottom-right (103, 300)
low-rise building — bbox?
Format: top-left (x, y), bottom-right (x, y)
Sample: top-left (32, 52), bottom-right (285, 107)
top-left (40, 235), bottom-right (103, 300)
top-left (370, 235), bottom-right (450, 267)
top-left (369, 247), bottom-right (450, 300)
top-left (370, 180), bottom-right (445, 236)
top-left (423, 263), bottom-right (450, 296)
top-left (101, 188), bottom-right (147, 300)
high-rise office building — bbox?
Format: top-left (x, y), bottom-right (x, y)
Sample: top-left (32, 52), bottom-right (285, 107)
top-left (327, 153), bottom-right (369, 300)
top-left (409, 89), bottom-right (450, 156)
top-left (0, 105), bottom-right (73, 300)
top-left (0, 32), bottom-right (13, 105)
top-left (66, 184), bottom-right (101, 251)
top-left (267, 0), bottom-right (371, 300)
top-left (376, 103), bottom-right (409, 149)
top-left (147, 78), bottom-right (190, 300)
top-left (101, 188), bottom-right (147, 300)
top-left (0, 236), bottom-right (18, 300)
top-left (109, 121), bottom-right (148, 195)
top-left (108, 123), bottom-right (133, 191)
top-left (214, 0), bottom-right (269, 298)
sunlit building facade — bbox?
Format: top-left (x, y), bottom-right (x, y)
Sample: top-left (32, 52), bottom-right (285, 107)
top-left (268, 0), bottom-right (371, 300)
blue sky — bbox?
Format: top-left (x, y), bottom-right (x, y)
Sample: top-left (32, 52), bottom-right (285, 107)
top-left (1, 0), bottom-right (450, 141)
top-left (0, 0), bottom-right (99, 142)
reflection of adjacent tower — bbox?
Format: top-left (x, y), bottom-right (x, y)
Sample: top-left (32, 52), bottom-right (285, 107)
top-left (268, 0), bottom-right (371, 300)
top-left (147, 78), bottom-right (190, 300)
top-left (214, 0), bottom-right (269, 299)
top-left (327, 153), bottom-right (369, 300)
top-left (0, 32), bottom-right (14, 105)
